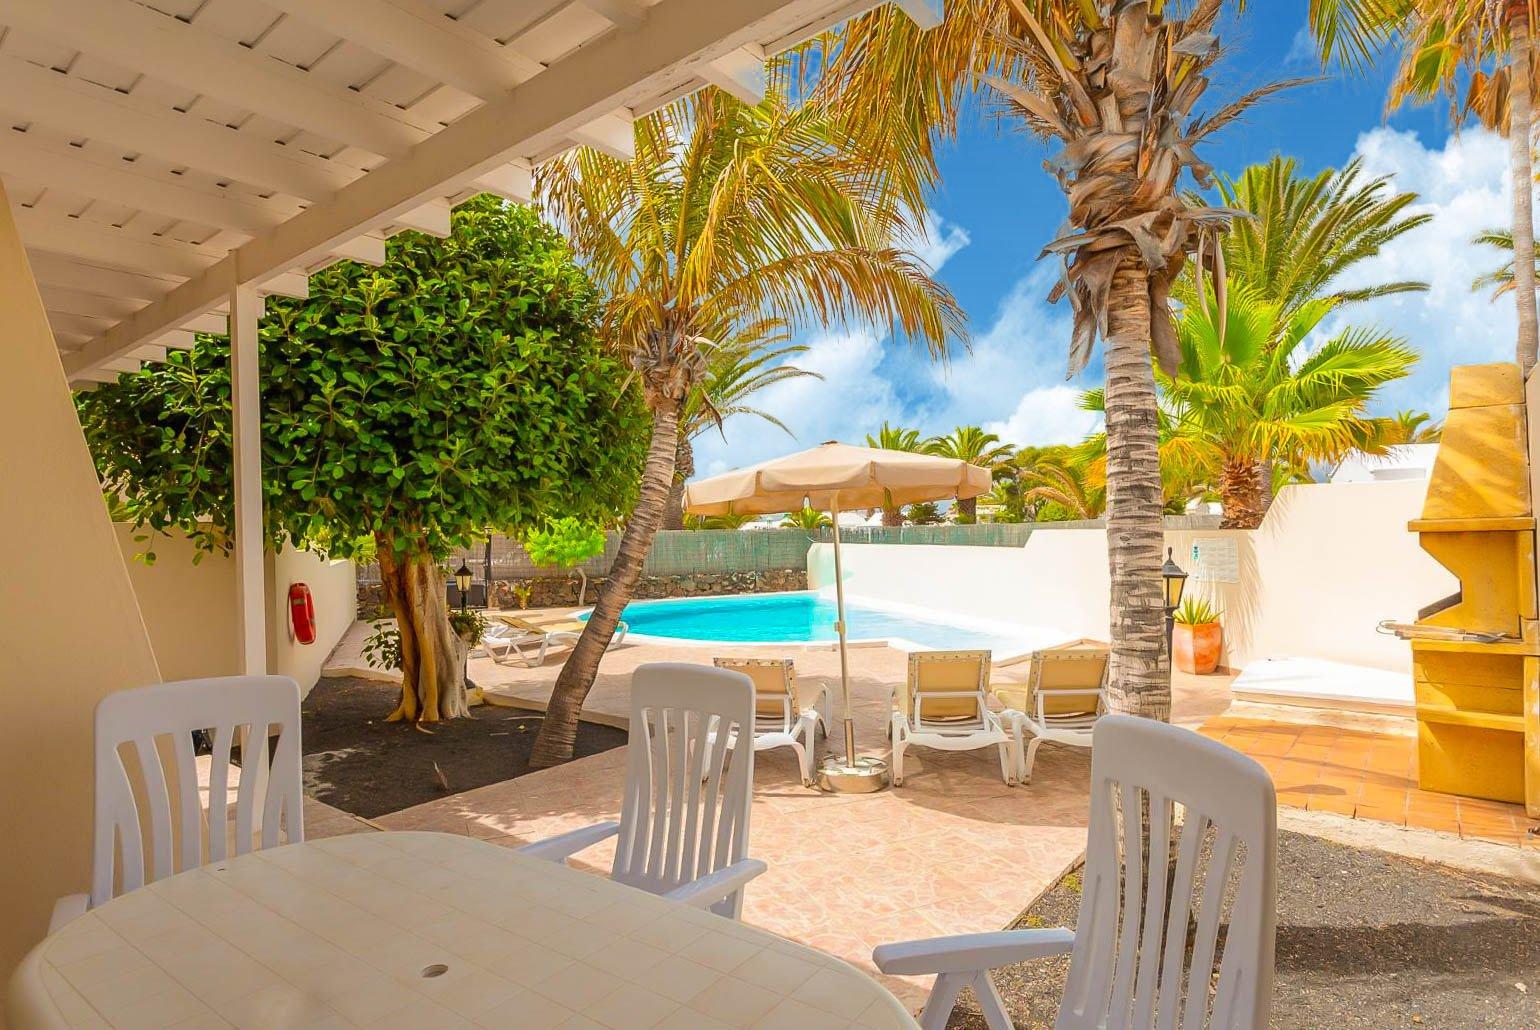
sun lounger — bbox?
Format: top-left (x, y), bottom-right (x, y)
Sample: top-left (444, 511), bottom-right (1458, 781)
top-left (481, 612), bottom-right (629, 667)
top-left (713, 657), bottom-right (829, 786)
top-left (891, 649), bottom-right (1015, 787)
top-left (991, 637), bottom-right (1108, 783)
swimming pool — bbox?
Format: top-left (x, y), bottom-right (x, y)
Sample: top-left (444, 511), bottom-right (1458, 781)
top-left (582, 591), bottom-right (1061, 657)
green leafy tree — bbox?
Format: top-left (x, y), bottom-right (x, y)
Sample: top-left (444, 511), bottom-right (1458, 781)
top-left (865, 422), bottom-right (926, 526)
top-left (77, 197), bottom-right (646, 724)
top-left (530, 83), bottom-right (961, 767)
top-left (923, 426), bottom-right (1014, 522)
top-left (524, 517), bottom-right (608, 606)
top-left (780, 507), bottom-right (833, 530)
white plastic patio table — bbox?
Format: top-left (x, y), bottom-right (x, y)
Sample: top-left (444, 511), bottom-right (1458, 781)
top-left (8, 831), bottom-right (916, 1030)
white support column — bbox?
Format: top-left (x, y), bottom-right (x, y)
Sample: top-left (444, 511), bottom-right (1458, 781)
top-left (230, 283), bottom-right (267, 676)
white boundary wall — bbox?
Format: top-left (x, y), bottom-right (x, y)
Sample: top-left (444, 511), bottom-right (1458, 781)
top-left (809, 478), bottom-right (1454, 674)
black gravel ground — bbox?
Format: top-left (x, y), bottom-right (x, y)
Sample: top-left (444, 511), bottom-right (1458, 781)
top-left (301, 676), bottom-right (626, 818)
top-left (946, 829), bottom-right (1540, 1028)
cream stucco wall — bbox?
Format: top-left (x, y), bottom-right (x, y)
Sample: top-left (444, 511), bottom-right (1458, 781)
top-left (0, 185), bottom-right (163, 996)
top-left (115, 528), bottom-right (356, 694)
top-left (809, 478), bottom-right (1453, 675)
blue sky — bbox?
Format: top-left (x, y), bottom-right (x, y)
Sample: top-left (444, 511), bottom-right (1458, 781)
top-left (694, 7), bottom-right (1521, 478)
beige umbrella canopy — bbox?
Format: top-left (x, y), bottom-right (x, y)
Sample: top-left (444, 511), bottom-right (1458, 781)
top-left (683, 441), bottom-right (992, 517)
top-left (683, 442), bottom-right (992, 792)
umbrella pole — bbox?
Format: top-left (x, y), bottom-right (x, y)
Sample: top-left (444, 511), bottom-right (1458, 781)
top-left (829, 495), bottom-right (856, 764)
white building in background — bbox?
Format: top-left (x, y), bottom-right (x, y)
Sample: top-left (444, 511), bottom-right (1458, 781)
top-left (1330, 444), bottom-right (1439, 484)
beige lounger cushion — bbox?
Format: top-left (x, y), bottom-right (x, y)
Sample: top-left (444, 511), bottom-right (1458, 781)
top-left (499, 614), bottom-right (587, 636)
top-left (993, 638), bottom-right (1108, 718)
top-left (713, 658), bottom-right (819, 718)
top-left (900, 650), bottom-right (991, 722)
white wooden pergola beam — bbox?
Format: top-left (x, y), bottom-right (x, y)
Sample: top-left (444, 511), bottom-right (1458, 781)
top-left (25, 251), bottom-right (182, 303)
top-left (155, 330), bottom-right (198, 351)
top-left (571, 111), bottom-right (637, 161)
top-left (38, 285), bottom-right (145, 321)
top-left (322, 236), bottom-right (388, 268)
top-left (701, 45), bottom-right (768, 104)
top-left (392, 200), bottom-right (453, 238)
top-left (0, 56), bottom-right (352, 201)
top-left (6, 0), bottom-right (432, 162)
top-left (16, 209), bottom-right (222, 279)
top-left (63, 0), bottom-right (842, 377)
top-left (127, 344), bottom-right (167, 363)
top-left (472, 162), bottom-right (534, 204)
top-left (70, 368), bottom-right (122, 385)
top-left (257, 273), bottom-right (310, 301)
top-left (581, 0), bottom-right (648, 29)
top-left (0, 133), bottom-right (295, 236)
top-left (262, 0), bottom-right (541, 101)
top-left (895, 0), bottom-right (944, 29)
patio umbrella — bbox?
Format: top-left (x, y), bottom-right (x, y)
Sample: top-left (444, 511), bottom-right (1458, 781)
top-left (683, 441), bottom-right (992, 792)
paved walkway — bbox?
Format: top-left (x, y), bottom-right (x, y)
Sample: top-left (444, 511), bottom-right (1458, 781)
top-left (1201, 703), bottom-right (1540, 851)
top-left (324, 616), bottom-right (1233, 1004)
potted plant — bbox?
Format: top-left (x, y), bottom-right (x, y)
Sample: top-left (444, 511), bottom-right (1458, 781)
top-left (1172, 597), bottom-right (1223, 675)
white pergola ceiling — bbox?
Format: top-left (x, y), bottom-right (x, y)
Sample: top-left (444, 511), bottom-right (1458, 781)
top-left (0, 0), bottom-right (932, 388)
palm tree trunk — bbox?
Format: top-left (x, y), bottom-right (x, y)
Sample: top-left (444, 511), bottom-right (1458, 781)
top-left (1510, 9), bottom-right (1539, 374)
top-left (661, 435), bottom-right (694, 531)
top-left (956, 496), bottom-right (978, 523)
top-left (1101, 259), bottom-right (1171, 721)
top-left (530, 400), bottom-right (680, 767)
top-left (1221, 459), bottom-right (1266, 530)
top-left (881, 498), bottom-right (903, 527)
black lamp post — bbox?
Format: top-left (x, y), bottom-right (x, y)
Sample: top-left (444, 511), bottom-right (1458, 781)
top-left (454, 561), bottom-right (473, 611)
top-left (1161, 547), bottom-right (1188, 658)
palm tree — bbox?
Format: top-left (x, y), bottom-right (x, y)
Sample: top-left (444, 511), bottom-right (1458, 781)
top-left (1188, 155), bottom-right (1430, 510)
top-left (923, 426), bottom-right (1014, 521)
top-left (1019, 458), bottom-right (1106, 521)
top-left (780, 507), bottom-right (833, 530)
top-left (684, 511), bottom-right (757, 530)
top-left (1378, 409), bottom-right (1445, 444)
top-left (865, 422), bottom-right (926, 526)
top-left (663, 321), bottom-right (819, 530)
top-left (1158, 283), bottom-right (1418, 527)
top-left (530, 86), bottom-right (963, 766)
top-left (1205, 156), bottom-right (1432, 317)
top-left (816, 1), bottom-right (1289, 720)
top-left (1309, 0), bottom-right (1540, 372)
top-left (1472, 226), bottom-right (1540, 299)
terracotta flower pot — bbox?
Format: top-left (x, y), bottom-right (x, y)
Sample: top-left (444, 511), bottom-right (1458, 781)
top-left (1173, 622), bottom-right (1222, 675)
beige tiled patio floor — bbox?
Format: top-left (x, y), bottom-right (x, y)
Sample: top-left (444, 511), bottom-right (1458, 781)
top-left (319, 622), bottom-right (1234, 1004)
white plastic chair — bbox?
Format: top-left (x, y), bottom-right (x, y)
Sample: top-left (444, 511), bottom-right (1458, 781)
top-left (517, 663), bottom-right (766, 918)
top-left (874, 715), bottom-right (1277, 1030)
top-left (891, 650), bottom-right (1015, 786)
top-left (52, 676), bottom-right (305, 932)
top-left (992, 638), bottom-right (1109, 784)
top-left (712, 657), bottom-right (828, 786)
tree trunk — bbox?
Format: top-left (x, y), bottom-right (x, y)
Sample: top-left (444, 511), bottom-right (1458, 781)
top-left (377, 537), bottom-right (469, 723)
top-left (1220, 458), bottom-right (1266, 530)
top-left (1101, 259), bottom-right (1171, 721)
top-left (956, 496), bottom-right (978, 522)
top-left (881, 494), bottom-right (903, 526)
top-left (1510, 11), bottom-right (1539, 375)
top-left (530, 400), bottom-right (681, 767)
top-left (1256, 459), bottom-right (1275, 515)
top-left (661, 435), bottom-right (694, 531)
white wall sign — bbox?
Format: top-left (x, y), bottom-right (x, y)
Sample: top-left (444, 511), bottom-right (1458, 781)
top-left (1189, 537), bottom-right (1240, 584)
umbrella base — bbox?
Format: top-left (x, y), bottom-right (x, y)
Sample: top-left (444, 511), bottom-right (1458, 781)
top-left (816, 755), bottom-right (890, 794)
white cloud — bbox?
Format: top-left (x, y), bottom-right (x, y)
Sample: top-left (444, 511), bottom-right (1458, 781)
top-left (1318, 126), bottom-right (1515, 417)
top-left (908, 211), bottom-right (972, 274)
top-left (986, 385), bottom-right (1102, 446)
top-left (1284, 26), bottom-right (1315, 67)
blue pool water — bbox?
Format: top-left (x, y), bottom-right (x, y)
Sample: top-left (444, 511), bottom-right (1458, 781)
top-left (583, 591), bottom-right (1037, 654)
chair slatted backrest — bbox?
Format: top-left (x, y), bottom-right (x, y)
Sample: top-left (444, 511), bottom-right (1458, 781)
top-left (1029, 639), bottom-right (1109, 718)
top-left (904, 650), bottom-right (991, 723)
top-left (92, 676), bottom-right (305, 908)
top-left (1058, 716), bottom-right (1277, 1030)
top-left (713, 657), bottom-right (797, 721)
top-left (613, 664), bottom-right (756, 917)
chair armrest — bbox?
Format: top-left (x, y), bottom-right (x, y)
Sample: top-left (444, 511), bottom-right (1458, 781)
top-left (515, 821), bottom-right (620, 863)
top-left (49, 894), bottom-right (88, 934)
top-left (662, 859), bottom-right (767, 909)
top-left (872, 929), bottom-right (1076, 976)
